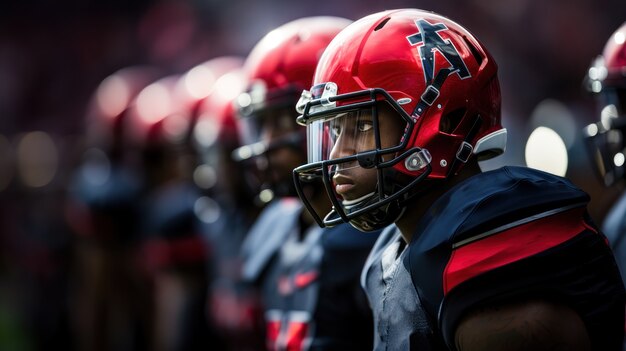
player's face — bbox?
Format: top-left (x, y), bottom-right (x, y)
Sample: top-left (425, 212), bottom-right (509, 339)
top-left (260, 107), bottom-right (306, 187)
top-left (328, 105), bottom-right (405, 202)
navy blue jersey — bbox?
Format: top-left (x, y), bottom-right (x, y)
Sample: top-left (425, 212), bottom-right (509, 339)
top-left (241, 198), bottom-right (303, 285)
top-left (244, 198), bottom-right (381, 350)
top-left (68, 164), bottom-right (142, 244)
top-left (140, 181), bottom-right (208, 269)
top-left (363, 166), bottom-right (626, 350)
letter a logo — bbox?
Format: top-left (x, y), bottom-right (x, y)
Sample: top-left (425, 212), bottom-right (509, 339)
top-left (406, 19), bottom-right (471, 84)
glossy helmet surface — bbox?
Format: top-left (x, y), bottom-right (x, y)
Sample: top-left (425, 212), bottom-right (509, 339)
top-left (236, 16), bottom-right (353, 119)
top-left (233, 16), bottom-right (352, 200)
top-left (583, 22), bottom-right (626, 186)
top-left (293, 9), bottom-right (506, 231)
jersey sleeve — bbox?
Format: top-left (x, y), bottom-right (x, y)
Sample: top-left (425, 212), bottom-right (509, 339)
top-left (438, 207), bottom-right (625, 350)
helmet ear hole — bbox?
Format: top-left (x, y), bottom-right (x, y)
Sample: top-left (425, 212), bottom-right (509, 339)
top-left (374, 17), bottom-right (391, 31)
top-left (463, 36), bottom-right (484, 66)
top-left (440, 108), bottom-right (466, 134)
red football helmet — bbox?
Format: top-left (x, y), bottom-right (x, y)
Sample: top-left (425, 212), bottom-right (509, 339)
top-left (127, 57), bottom-right (243, 145)
top-left (583, 22), bottom-right (626, 186)
top-left (193, 67), bottom-right (254, 201)
top-left (233, 16), bottom-right (352, 200)
top-left (236, 16), bottom-right (353, 119)
top-left (85, 65), bottom-right (163, 153)
top-left (293, 9), bottom-right (506, 231)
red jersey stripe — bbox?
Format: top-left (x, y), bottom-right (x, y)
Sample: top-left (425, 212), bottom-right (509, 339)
top-left (443, 208), bottom-right (593, 295)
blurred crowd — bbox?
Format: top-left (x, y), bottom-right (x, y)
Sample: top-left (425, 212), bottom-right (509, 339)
top-left (0, 0), bottom-right (625, 350)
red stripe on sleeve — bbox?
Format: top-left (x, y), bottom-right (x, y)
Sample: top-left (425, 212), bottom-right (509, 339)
top-left (443, 208), bottom-right (593, 295)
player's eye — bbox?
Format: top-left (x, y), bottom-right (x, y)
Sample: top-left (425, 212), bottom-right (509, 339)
top-left (357, 120), bottom-right (373, 133)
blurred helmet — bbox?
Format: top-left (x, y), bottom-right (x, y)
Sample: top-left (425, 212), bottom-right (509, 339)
top-left (121, 57), bottom-right (241, 170)
top-left (236, 16), bottom-right (353, 119)
top-left (583, 22), bottom-right (626, 186)
top-left (193, 67), bottom-right (252, 200)
top-left (128, 56), bottom-right (244, 147)
top-left (232, 16), bottom-right (352, 201)
top-left (194, 67), bottom-right (246, 156)
top-left (293, 9), bottom-right (506, 231)
top-left (85, 65), bottom-right (163, 155)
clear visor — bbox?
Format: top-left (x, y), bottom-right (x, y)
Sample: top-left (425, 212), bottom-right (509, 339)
top-left (306, 106), bottom-right (406, 167)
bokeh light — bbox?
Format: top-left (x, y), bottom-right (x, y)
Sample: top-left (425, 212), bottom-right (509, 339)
top-left (16, 131), bottom-right (59, 188)
top-left (529, 99), bottom-right (577, 149)
top-left (525, 126), bottom-right (568, 176)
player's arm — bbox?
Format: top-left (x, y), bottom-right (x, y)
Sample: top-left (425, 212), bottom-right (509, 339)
top-left (454, 299), bottom-right (591, 351)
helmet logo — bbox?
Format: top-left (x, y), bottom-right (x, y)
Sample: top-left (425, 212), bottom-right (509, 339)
top-left (406, 19), bottom-right (471, 84)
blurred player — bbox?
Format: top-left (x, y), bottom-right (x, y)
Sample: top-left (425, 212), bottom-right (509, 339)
top-left (65, 65), bottom-right (162, 351)
top-left (583, 21), bottom-right (626, 283)
top-left (128, 59), bottom-right (240, 350)
top-left (191, 59), bottom-right (267, 351)
top-left (293, 9), bottom-right (626, 350)
top-left (235, 17), bottom-right (381, 350)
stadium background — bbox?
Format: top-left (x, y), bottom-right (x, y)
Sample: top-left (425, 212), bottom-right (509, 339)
top-left (0, 0), bottom-right (624, 349)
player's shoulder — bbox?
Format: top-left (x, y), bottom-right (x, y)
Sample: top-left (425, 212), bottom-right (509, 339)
top-left (405, 166), bottom-right (596, 320)
top-left (413, 166), bottom-right (590, 248)
top-left (240, 197), bottom-right (303, 277)
top-left (258, 197), bottom-right (302, 220)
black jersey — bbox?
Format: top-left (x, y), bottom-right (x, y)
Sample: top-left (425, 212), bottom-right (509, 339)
top-left (363, 166), bottom-right (626, 350)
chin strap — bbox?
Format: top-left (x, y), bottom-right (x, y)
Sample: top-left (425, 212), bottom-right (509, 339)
top-left (411, 68), bottom-right (452, 118)
top-left (446, 115), bottom-right (483, 178)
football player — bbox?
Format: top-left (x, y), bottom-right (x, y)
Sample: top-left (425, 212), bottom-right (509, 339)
top-left (293, 9), bottom-right (626, 350)
top-left (583, 21), bottom-right (626, 283)
top-left (65, 65), bottom-right (163, 351)
top-left (235, 16), bottom-right (381, 351)
top-left (191, 59), bottom-right (267, 350)
top-left (128, 59), bottom-right (242, 350)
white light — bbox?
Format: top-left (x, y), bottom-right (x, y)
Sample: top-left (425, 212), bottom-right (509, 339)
top-left (585, 123), bottom-right (598, 137)
top-left (184, 65), bottom-right (216, 99)
top-left (615, 32), bottom-right (626, 45)
top-left (193, 164), bottom-right (217, 189)
top-left (600, 104), bottom-right (618, 130)
top-left (591, 81), bottom-right (602, 93)
top-left (529, 99), bottom-right (577, 149)
top-left (258, 188), bottom-right (274, 203)
top-left (237, 93), bottom-right (252, 108)
top-left (614, 153), bottom-right (625, 167)
top-left (213, 71), bottom-right (245, 101)
top-left (194, 118), bottom-right (219, 148)
top-left (525, 126), bottom-right (568, 176)
top-left (588, 66), bottom-right (599, 80)
top-left (194, 196), bottom-right (221, 223)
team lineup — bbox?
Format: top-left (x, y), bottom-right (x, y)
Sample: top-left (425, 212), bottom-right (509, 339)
top-left (58, 7), bottom-right (626, 351)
